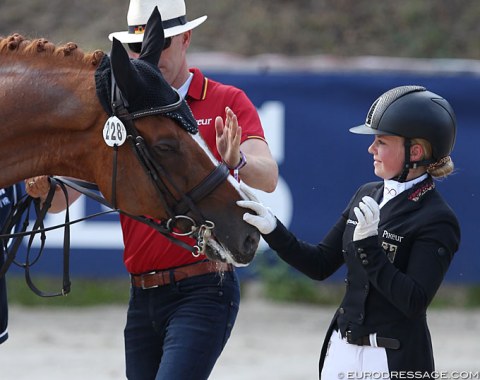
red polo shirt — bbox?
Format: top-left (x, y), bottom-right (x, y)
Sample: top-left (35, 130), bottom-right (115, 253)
top-left (121, 68), bottom-right (265, 273)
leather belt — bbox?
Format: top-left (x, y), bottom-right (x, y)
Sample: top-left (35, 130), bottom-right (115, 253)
top-left (130, 261), bottom-right (233, 290)
top-left (346, 330), bottom-right (400, 350)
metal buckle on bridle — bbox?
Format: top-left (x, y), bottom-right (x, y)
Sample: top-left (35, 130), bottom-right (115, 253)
top-left (166, 216), bottom-right (215, 257)
top-left (192, 221), bottom-right (215, 257)
top-left (166, 215), bottom-right (198, 236)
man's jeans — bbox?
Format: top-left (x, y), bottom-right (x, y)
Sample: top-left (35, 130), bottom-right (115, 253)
top-left (125, 269), bottom-right (240, 380)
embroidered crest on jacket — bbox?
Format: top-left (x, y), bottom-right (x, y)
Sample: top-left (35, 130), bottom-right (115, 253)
top-left (381, 241), bottom-right (398, 263)
top-left (408, 179), bottom-right (435, 202)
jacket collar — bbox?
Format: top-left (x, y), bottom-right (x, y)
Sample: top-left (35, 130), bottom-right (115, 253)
top-left (364, 176), bottom-right (435, 224)
top-left (377, 175), bottom-right (435, 219)
top-left (380, 173), bottom-right (428, 208)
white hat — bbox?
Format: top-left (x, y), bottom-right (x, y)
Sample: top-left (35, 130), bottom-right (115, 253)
top-left (108, 0), bottom-right (207, 43)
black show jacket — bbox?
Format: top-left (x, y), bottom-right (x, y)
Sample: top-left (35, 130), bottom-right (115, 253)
top-left (263, 176), bottom-right (460, 375)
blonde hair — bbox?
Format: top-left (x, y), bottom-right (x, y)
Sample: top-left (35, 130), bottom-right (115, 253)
top-left (411, 138), bottom-right (454, 178)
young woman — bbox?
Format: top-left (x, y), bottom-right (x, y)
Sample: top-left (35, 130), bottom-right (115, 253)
top-left (239, 85), bottom-right (460, 377)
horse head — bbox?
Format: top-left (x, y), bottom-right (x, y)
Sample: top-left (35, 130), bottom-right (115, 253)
top-left (94, 7), bottom-right (260, 266)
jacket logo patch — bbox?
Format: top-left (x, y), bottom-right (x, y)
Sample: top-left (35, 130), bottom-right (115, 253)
top-left (381, 241), bottom-right (398, 263)
top-left (382, 229), bottom-right (404, 242)
top-left (196, 118), bottom-right (212, 126)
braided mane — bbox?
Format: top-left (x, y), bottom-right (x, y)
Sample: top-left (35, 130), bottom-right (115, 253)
top-left (0, 33), bottom-right (105, 67)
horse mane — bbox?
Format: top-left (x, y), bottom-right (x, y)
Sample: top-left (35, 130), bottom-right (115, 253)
top-left (0, 33), bottom-right (105, 67)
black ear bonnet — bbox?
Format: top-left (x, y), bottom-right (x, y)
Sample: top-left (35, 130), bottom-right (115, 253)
top-left (95, 55), bottom-right (198, 134)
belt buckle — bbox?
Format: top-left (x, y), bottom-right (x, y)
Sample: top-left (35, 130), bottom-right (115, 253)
top-left (140, 271), bottom-right (159, 290)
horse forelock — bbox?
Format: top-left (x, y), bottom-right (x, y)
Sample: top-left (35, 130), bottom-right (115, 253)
top-left (0, 34), bottom-right (106, 67)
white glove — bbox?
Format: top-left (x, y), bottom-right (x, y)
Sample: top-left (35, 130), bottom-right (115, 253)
top-left (238, 182), bottom-right (260, 202)
top-left (237, 200), bottom-right (277, 234)
top-left (353, 196), bottom-right (380, 241)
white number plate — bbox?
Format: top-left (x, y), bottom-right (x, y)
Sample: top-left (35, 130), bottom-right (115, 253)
top-left (103, 116), bottom-right (127, 147)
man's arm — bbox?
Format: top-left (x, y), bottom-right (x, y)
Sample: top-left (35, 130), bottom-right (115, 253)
top-left (215, 107), bottom-right (278, 193)
top-left (237, 138), bottom-right (278, 193)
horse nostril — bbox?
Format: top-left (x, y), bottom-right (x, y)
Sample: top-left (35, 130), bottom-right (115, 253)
top-left (231, 230), bottom-right (260, 266)
top-left (243, 230), bottom-right (260, 256)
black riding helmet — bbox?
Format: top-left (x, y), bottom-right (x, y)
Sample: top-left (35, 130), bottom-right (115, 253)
top-left (350, 85), bottom-right (457, 181)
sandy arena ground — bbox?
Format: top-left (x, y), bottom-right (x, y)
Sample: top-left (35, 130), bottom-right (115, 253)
top-left (1, 289), bottom-right (479, 380)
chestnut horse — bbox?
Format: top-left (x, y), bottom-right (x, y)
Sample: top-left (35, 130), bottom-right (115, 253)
top-left (0, 8), bottom-right (259, 266)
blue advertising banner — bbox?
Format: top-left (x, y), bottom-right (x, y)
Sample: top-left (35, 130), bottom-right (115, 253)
top-left (11, 70), bottom-right (480, 283)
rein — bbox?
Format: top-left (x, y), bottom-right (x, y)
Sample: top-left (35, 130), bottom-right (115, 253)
top-left (0, 178), bottom-right (75, 297)
top-left (0, 178), bottom-right (127, 297)
top-left (0, 167), bottom-right (223, 297)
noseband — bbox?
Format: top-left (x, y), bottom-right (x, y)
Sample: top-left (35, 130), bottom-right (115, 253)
top-left (109, 73), bottom-right (230, 255)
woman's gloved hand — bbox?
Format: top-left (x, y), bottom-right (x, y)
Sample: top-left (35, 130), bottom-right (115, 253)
top-left (237, 200), bottom-right (277, 234)
top-left (353, 196), bottom-right (380, 241)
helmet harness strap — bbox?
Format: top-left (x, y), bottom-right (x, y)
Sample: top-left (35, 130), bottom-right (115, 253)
top-left (395, 138), bottom-right (435, 183)
top-left (394, 138), bottom-right (412, 183)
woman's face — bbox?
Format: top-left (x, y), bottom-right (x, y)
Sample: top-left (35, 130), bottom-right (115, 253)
top-left (368, 135), bottom-right (405, 180)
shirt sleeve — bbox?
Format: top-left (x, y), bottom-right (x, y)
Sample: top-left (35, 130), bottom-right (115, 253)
top-left (226, 88), bottom-right (265, 143)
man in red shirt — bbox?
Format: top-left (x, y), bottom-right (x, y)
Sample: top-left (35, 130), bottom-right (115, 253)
top-left (27, 0), bottom-right (278, 378)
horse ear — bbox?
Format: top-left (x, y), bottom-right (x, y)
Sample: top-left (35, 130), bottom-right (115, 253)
top-left (138, 6), bottom-right (164, 66)
top-left (110, 37), bottom-right (141, 102)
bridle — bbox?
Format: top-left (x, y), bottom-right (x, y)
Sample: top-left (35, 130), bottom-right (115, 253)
top-left (0, 69), bottom-right (231, 297)
top-left (108, 70), bottom-right (230, 256)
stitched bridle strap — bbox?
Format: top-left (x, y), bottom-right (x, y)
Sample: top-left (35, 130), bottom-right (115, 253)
top-left (175, 163), bottom-right (230, 216)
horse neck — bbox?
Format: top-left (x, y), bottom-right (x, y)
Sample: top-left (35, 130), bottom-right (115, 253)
top-left (0, 57), bottom-right (104, 187)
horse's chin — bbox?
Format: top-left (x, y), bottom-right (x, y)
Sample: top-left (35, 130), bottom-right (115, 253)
top-left (204, 238), bottom-right (250, 268)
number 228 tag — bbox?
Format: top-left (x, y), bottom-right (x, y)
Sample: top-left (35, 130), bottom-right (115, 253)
top-left (103, 116), bottom-right (127, 147)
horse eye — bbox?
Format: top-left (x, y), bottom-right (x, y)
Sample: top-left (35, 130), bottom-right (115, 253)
top-left (153, 140), bottom-right (178, 153)
top-left (155, 144), bottom-right (173, 152)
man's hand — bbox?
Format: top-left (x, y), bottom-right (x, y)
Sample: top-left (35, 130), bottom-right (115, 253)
top-left (24, 176), bottom-right (51, 199)
top-left (215, 106), bottom-right (242, 168)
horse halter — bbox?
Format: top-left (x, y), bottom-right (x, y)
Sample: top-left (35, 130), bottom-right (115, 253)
top-left (109, 72), bottom-right (230, 255)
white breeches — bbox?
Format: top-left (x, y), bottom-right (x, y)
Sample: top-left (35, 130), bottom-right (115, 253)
top-left (321, 329), bottom-right (390, 379)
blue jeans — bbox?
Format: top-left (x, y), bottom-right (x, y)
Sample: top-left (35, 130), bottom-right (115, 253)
top-left (124, 269), bottom-right (240, 380)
